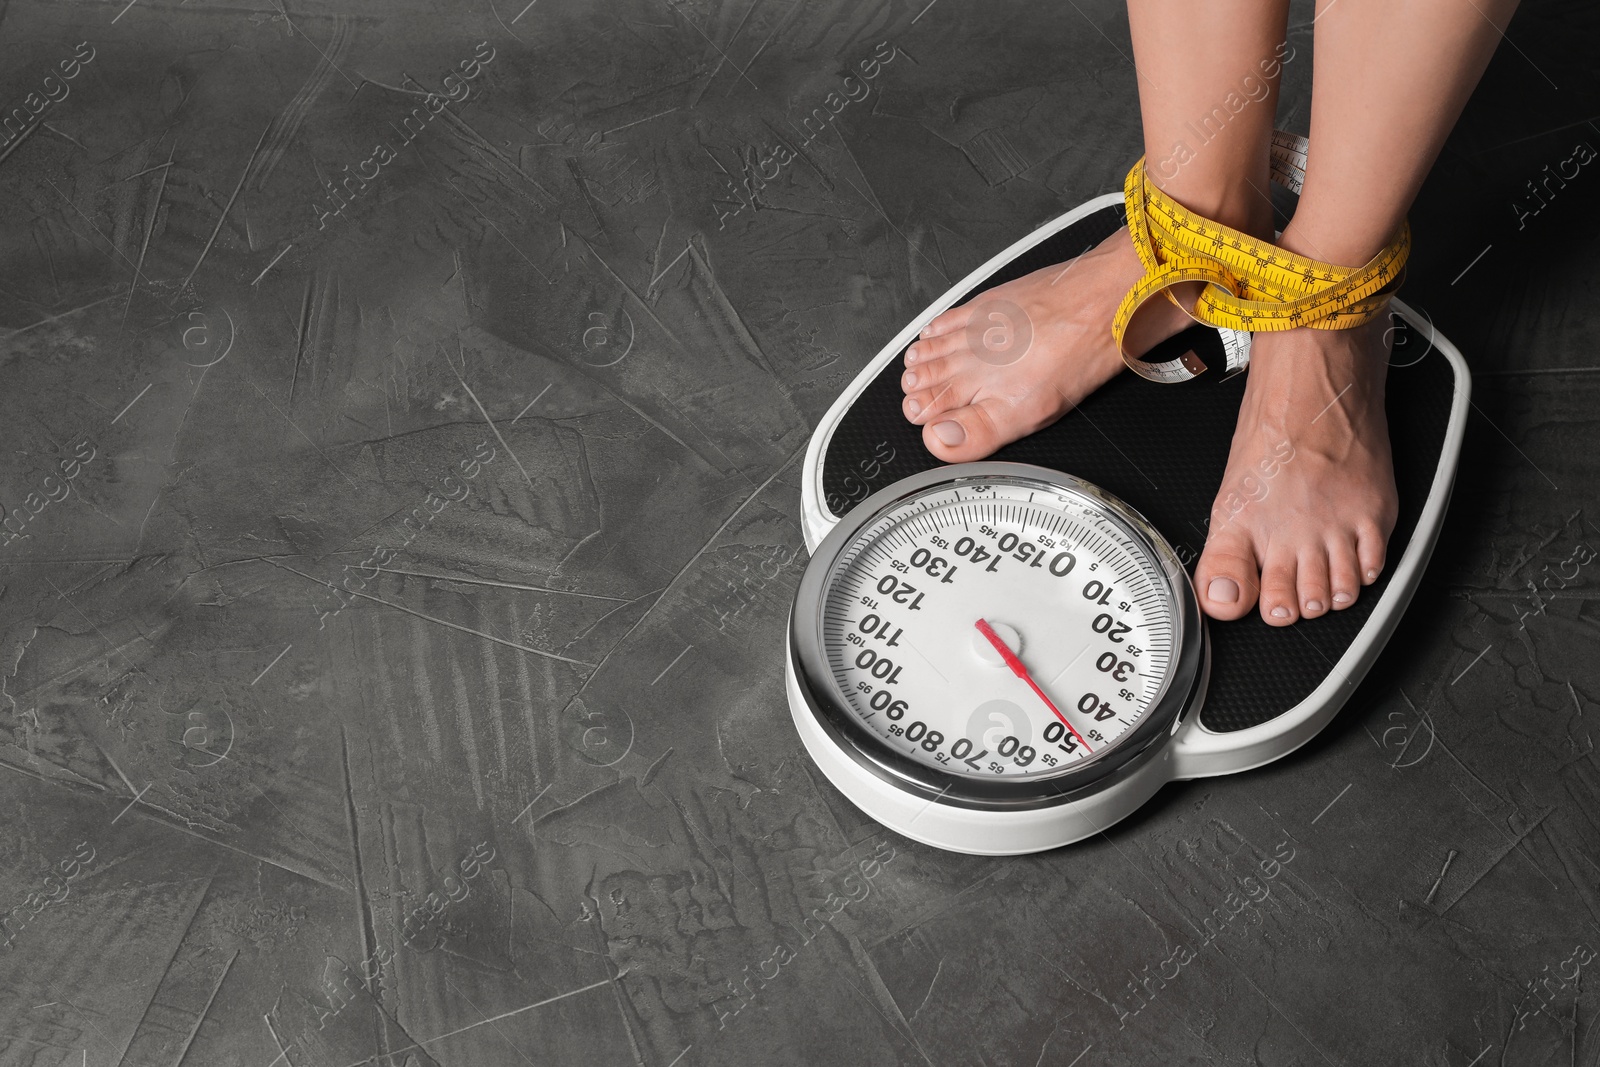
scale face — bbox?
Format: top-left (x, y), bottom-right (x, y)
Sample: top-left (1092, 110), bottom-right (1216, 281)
top-left (789, 462), bottom-right (1207, 852)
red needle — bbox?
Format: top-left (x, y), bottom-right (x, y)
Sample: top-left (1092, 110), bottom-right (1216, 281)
top-left (974, 618), bottom-right (1094, 753)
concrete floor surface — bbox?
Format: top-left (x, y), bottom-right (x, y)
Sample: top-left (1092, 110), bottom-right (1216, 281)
top-left (0, 1), bottom-right (1597, 1064)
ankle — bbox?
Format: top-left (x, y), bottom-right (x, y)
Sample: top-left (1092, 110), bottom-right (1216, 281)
top-left (1146, 173), bottom-right (1275, 241)
top-left (1276, 216), bottom-right (1394, 269)
top-left (1246, 317), bottom-right (1393, 395)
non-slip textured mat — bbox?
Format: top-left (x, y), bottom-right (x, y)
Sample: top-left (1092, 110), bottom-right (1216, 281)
top-left (821, 205), bottom-right (1454, 732)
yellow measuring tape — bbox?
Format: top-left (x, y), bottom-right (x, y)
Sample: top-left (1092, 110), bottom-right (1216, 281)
top-left (1113, 130), bottom-right (1410, 383)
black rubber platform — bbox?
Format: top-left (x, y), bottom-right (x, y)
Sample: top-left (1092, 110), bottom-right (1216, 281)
top-left (821, 204), bottom-right (1454, 733)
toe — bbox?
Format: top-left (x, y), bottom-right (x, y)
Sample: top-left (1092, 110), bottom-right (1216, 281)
top-left (1257, 544), bottom-right (1300, 626)
top-left (1356, 520), bottom-right (1388, 585)
top-left (920, 303), bottom-right (974, 340)
top-left (901, 353), bottom-right (960, 396)
top-left (1195, 522), bottom-right (1260, 621)
top-left (1296, 543), bottom-right (1332, 619)
top-left (905, 333), bottom-right (962, 367)
top-left (922, 395), bottom-right (1021, 463)
top-left (1327, 532), bottom-right (1362, 609)
top-left (903, 373), bottom-right (968, 425)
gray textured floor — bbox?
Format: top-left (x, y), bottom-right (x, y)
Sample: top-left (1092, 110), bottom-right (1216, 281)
top-left (1, 1), bottom-right (1597, 1065)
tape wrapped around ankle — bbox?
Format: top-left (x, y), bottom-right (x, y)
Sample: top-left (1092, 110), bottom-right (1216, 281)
top-left (1114, 130), bottom-right (1410, 384)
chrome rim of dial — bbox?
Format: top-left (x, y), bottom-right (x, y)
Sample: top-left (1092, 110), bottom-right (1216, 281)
top-left (791, 462), bottom-right (1206, 810)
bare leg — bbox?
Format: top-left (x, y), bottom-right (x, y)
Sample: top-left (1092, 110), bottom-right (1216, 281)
top-left (1126, 0), bottom-right (1288, 245)
top-left (899, 1), bottom-right (1288, 462)
top-left (1195, 0), bottom-right (1520, 625)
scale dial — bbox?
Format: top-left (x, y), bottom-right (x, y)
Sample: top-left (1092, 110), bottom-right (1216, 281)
top-left (792, 464), bottom-right (1205, 808)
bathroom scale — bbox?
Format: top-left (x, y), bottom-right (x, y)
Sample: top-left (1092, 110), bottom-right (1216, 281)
top-left (784, 192), bottom-right (1469, 855)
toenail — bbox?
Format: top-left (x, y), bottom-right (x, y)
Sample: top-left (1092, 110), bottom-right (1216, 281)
top-left (1305, 600), bottom-right (1324, 613)
top-left (1364, 568), bottom-right (1378, 582)
top-left (932, 421), bottom-right (965, 446)
top-left (1207, 577), bottom-right (1239, 604)
top-left (905, 371), bottom-right (918, 388)
top-left (906, 346), bottom-right (919, 363)
top-left (908, 398), bottom-right (921, 416)
top-left (1271, 606), bottom-right (1289, 619)
top-left (1333, 592), bottom-right (1353, 605)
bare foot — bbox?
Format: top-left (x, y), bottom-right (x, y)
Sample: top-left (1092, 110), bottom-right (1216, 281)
top-left (901, 226), bottom-right (1195, 462)
top-left (1194, 311), bottom-right (1399, 626)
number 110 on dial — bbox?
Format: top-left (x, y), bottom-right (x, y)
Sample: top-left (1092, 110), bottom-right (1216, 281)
top-left (821, 480), bottom-right (1177, 781)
